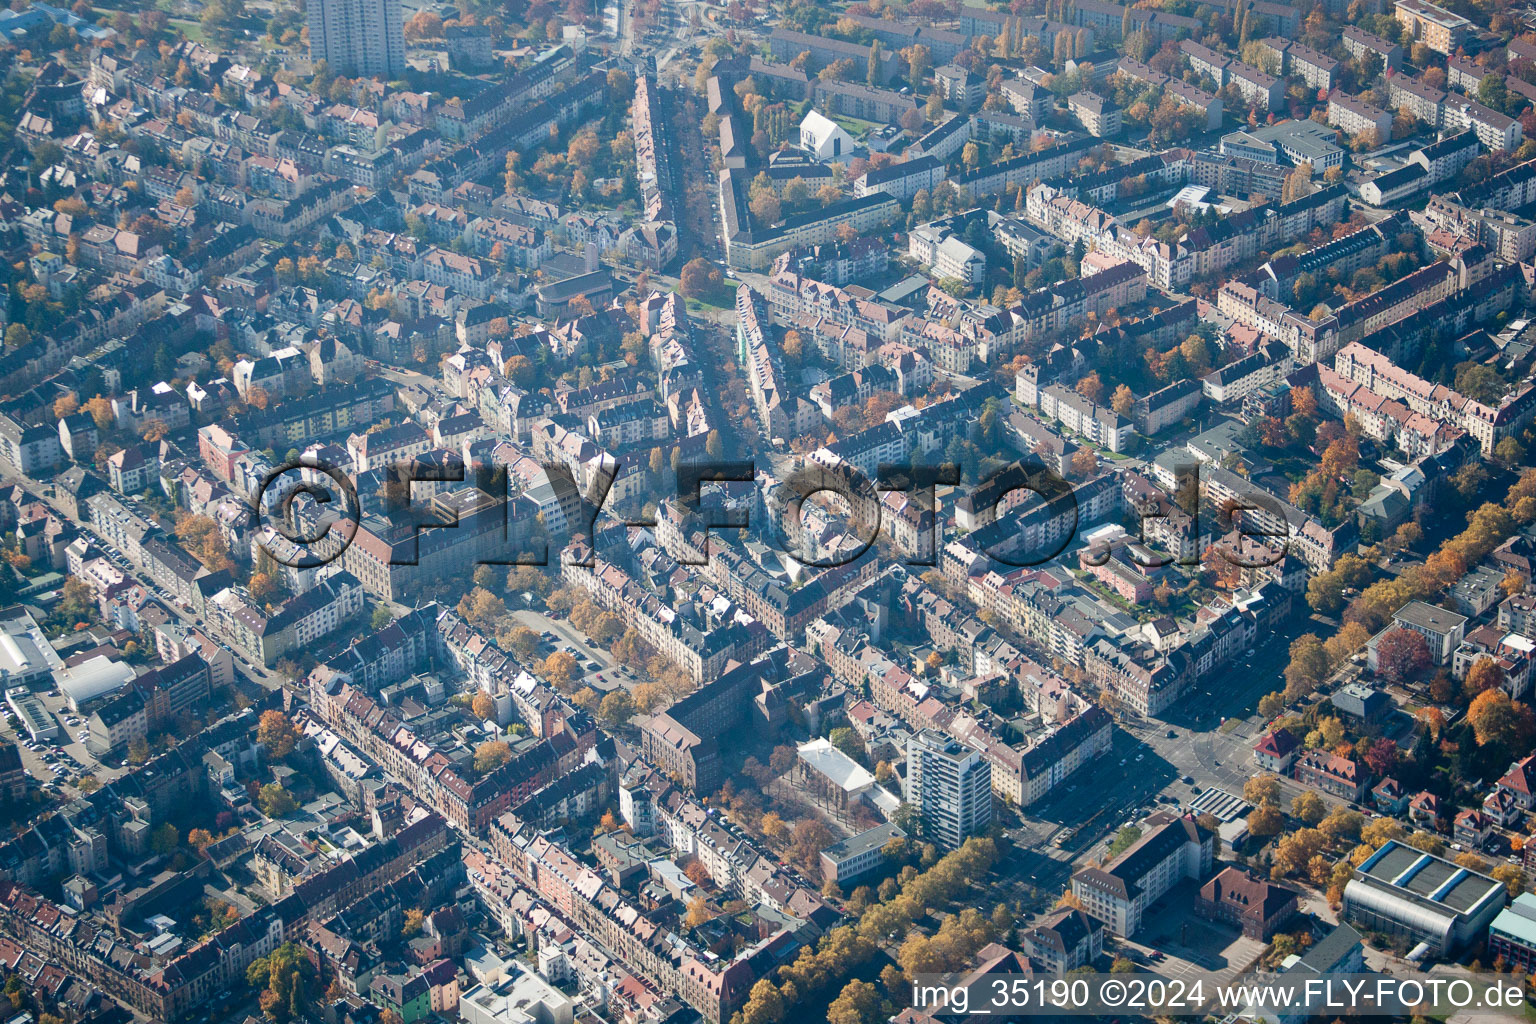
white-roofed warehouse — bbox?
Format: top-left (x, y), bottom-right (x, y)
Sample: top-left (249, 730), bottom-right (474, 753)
top-left (58, 654), bottom-right (136, 712)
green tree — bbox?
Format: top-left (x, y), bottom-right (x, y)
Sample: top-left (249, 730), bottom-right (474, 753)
top-left (258, 784), bottom-right (297, 818)
top-left (151, 823), bottom-right (179, 856)
top-left (1107, 826), bottom-right (1143, 857)
top-left (1247, 804), bottom-right (1284, 837)
top-left (1243, 774), bottom-right (1281, 807)
top-left (246, 943), bottom-right (316, 1024)
top-left (739, 979), bottom-right (785, 1024)
top-left (1284, 634), bottom-right (1330, 700)
top-left (471, 691), bottom-right (497, 721)
top-left (679, 257), bottom-right (719, 298)
top-left (258, 710), bottom-right (299, 758)
top-left (829, 726), bottom-right (863, 760)
top-left (827, 979), bottom-right (881, 1024)
top-left (474, 740), bottom-right (513, 774)
top-left (599, 690), bottom-right (636, 728)
top-left (1291, 791), bottom-right (1326, 826)
top-left (1469, 688), bottom-right (1536, 756)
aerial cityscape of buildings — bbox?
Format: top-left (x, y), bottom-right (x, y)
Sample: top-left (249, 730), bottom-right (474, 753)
top-left (5, 0), bottom-right (1536, 1020)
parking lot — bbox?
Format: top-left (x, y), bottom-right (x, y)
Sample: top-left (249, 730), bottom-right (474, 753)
top-left (1121, 883), bottom-right (1266, 982)
top-left (6, 685), bottom-right (127, 794)
top-left (5, 468), bottom-right (284, 692)
top-left (510, 609), bottom-right (642, 695)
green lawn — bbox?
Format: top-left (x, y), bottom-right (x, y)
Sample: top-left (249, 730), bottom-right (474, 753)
top-left (827, 112), bottom-right (881, 138)
top-left (678, 279), bottom-right (740, 312)
top-left (170, 17), bottom-right (207, 41)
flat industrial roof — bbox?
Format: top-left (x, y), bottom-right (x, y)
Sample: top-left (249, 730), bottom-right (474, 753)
top-left (1359, 841), bottom-right (1504, 914)
top-left (798, 738), bottom-right (876, 793)
top-left (1492, 893), bottom-right (1536, 945)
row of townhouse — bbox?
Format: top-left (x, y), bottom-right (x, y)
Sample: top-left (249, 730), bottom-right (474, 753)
top-left (417, 71), bottom-right (608, 191)
top-left (1388, 73), bottom-right (1523, 151)
top-left (988, 261), bottom-right (1148, 361)
top-left (311, 670), bottom-right (590, 833)
top-left (1317, 365), bottom-right (1466, 458)
top-left (430, 45), bottom-right (582, 139)
top-left (814, 78), bottom-right (920, 125)
top-left (1200, 463), bottom-right (1356, 571)
top-left (854, 154), bottom-right (947, 203)
top-left (910, 111), bottom-right (974, 162)
top-left (1260, 38), bottom-right (1338, 88)
top-left (486, 814), bottom-right (763, 1024)
top-left (721, 175), bottom-right (902, 271)
top-left (1052, 150), bottom-right (1195, 206)
top-left (1334, 339), bottom-right (1536, 455)
top-left (1255, 214), bottom-right (1406, 300)
top-left (1083, 592), bottom-right (1276, 716)
top-left (637, 766), bottom-right (832, 916)
top-left (1028, 183), bottom-right (1348, 291)
top-left (83, 492), bottom-right (218, 611)
top-left (766, 268), bottom-right (910, 344)
top-left (435, 609), bottom-right (589, 739)
top-left (1447, 55), bottom-right (1536, 107)
top-left (1064, 0), bottom-right (1202, 43)
top-left (1422, 196), bottom-right (1536, 263)
top-left (561, 547), bottom-right (767, 684)
top-left (246, 176), bottom-right (354, 240)
top-left (1180, 41), bottom-right (1286, 110)
top-left (956, 475), bottom-right (1126, 606)
top-left (631, 74), bottom-right (678, 223)
top-left (462, 215), bottom-right (553, 269)
top-left (0, 712), bottom-right (446, 1019)
top-left (737, 285), bottom-right (821, 441)
top-left (946, 135), bottom-right (1100, 200)
top-left (1016, 373), bottom-right (1134, 452)
top-left (845, 11), bottom-right (968, 60)
top-left (810, 587), bottom-right (1114, 807)
top-left (767, 27), bottom-right (899, 82)
top-left (806, 389), bottom-right (982, 489)
top-left (1201, 342), bottom-right (1295, 406)
top-left (1327, 90), bottom-right (1393, 143)
top-left (206, 571), bottom-right (367, 665)
top-left (1441, 155), bottom-right (1536, 211)
top-left (1112, 59), bottom-right (1224, 129)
